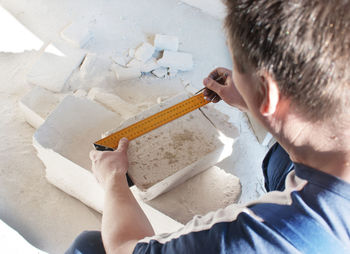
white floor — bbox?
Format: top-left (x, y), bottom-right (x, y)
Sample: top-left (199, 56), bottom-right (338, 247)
top-left (0, 0), bottom-right (268, 253)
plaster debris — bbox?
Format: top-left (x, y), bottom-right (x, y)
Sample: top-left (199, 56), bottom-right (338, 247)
top-left (134, 42), bottom-right (155, 62)
top-left (27, 52), bottom-right (86, 92)
top-left (73, 89), bottom-right (88, 97)
top-left (158, 50), bottom-right (193, 71)
top-left (168, 68), bottom-right (178, 78)
top-left (112, 64), bottom-right (142, 81)
top-left (128, 48), bottom-right (136, 58)
top-left (151, 68), bottom-right (168, 78)
top-left (19, 86), bottom-right (62, 129)
top-left (112, 55), bottom-right (127, 67)
top-left (154, 34), bottom-right (179, 51)
top-left (79, 53), bottom-right (110, 80)
top-left (146, 166), bottom-right (241, 224)
top-left (141, 58), bottom-right (159, 73)
top-left (105, 94), bottom-right (234, 200)
top-left (126, 58), bottom-right (143, 69)
top-left (60, 22), bottom-right (93, 48)
top-left (87, 87), bottom-right (140, 119)
top-left (33, 95), bottom-right (183, 234)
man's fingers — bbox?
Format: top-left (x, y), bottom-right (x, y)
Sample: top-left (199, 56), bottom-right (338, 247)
top-left (203, 77), bottom-right (223, 95)
top-left (116, 137), bottom-right (129, 153)
top-left (90, 150), bottom-right (102, 161)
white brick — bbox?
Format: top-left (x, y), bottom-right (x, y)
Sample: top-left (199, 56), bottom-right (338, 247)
top-left (105, 94), bottom-right (234, 200)
top-left (33, 95), bottom-right (183, 234)
top-left (112, 64), bottom-right (141, 81)
top-left (87, 88), bottom-right (140, 120)
top-left (154, 34), bottom-right (179, 51)
top-left (134, 42), bottom-right (155, 62)
top-left (157, 51), bottom-right (193, 71)
top-left (19, 86), bottom-right (62, 129)
top-left (27, 52), bottom-right (85, 92)
top-left (60, 22), bottom-right (93, 48)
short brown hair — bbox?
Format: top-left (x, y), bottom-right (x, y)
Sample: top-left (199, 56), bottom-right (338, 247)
top-left (224, 0), bottom-right (350, 121)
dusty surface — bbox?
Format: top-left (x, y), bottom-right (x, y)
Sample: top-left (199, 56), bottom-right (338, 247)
top-left (146, 166), bottom-right (241, 224)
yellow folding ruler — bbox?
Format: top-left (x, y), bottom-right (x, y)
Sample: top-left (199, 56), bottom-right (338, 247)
top-left (93, 92), bottom-right (210, 151)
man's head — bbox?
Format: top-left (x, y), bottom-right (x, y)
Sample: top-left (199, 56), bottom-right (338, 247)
top-left (224, 0), bottom-right (350, 122)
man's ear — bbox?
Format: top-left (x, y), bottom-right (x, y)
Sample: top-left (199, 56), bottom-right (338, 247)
top-left (258, 72), bottom-right (280, 116)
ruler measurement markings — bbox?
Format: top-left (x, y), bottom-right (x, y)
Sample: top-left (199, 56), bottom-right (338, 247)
top-left (94, 93), bottom-right (209, 150)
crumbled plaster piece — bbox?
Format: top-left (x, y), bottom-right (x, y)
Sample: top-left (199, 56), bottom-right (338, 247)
top-left (134, 42), bottom-right (155, 62)
top-left (127, 58), bottom-right (143, 69)
top-left (105, 93), bottom-right (234, 200)
top-left (141, 58), bottom-right (159, 73)
top-left (112, 64), bottom-right (141, 80)
top-left (112, 55), bottom-right (127, 67)
top-left (152, 68), bottom-right (168, 78)
top-left (27, 52), bottom-right (86, 92)
top-left (180, 0), bottom-right (226, 20)
top-left (128, 48), bottom-right (136, 58)
top-left (154, 34), bottom-right (179, 51)
top-left (87, 87), bottom-right (140, 119)
top-left (168, 68), bottom-right (178, 78)
top-left (158, 50), bottom-right (193, 71)
top-left (79, 53), bottom-right (110, 80)
top-left (156, 96), bottom-right (170, 104)
top-left (33, 95), bottom-right (183, 234)
top-left (73, 89), bottom-right (88, 97)
top-left (60, 22), bottom-right (93, 48)
top-left (19, 86), bottom-right (63, 129)
top-left (145, 166), bottom-right (241, 224)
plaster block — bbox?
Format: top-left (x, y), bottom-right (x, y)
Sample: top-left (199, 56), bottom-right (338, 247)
top-left (87, 87), bottom-right (140, 120)
top-left (154, 34), bottom-right (179, 51)
top-left (157, 50), bottom-right (193, 71)
top-left (27, 52), bottom-right (86, 92)
top-left (33, 95), bottom-right (183, 234)
top-left (134, 42), bottom-right (155, 63)
top-left (104, 94), bottom-right (234, 200)
top-left (145, 166), bottom-right (241, 224)
top-left (60, 22), bottom-right (93, 48)
top-left (112, 64), bottom-right (141, 81)
top-left (151, 68), bottom-right (168, 78)
top-left (141, 58), bottom-right (159, 73)
top-left (112, 55), bottom-right (127, 67)
top-left (19, 86), bottom-right (62, 129)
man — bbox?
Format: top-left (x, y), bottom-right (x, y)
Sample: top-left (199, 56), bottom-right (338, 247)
top-left (66, 0), bottom-right (350, 253)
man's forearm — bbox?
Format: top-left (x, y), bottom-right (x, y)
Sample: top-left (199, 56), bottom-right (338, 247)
top-left (102, 174), bottom-right (155, 254)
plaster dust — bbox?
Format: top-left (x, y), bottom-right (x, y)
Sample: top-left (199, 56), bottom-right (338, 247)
top-left (145, 166), bottom-right (241, 224)
top-left (0, 52), bottom-right (102, 254)
top-left (1, 0), bottom-right (268, 253)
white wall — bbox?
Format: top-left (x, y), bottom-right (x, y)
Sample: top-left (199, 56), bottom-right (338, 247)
top-left (180, 0), bottom-right (226, 20)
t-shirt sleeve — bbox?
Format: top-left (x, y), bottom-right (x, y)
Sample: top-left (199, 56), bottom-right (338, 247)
top-left (132, 203), bottom-right (298, 254)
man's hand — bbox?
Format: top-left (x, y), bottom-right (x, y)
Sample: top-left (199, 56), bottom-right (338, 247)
top-left (89, 137), bottom-right (129, 189)
top-left (203, 67), bottom-right (248, 111)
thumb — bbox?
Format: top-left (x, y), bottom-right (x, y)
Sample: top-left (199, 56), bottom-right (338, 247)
top-left (203, 77), bottom-right (224, 95)
top-left (116, 137), bottom-right (129, 153)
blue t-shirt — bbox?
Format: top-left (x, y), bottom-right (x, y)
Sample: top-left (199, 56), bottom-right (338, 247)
top-left (133, 164), bottom-right (350, 253)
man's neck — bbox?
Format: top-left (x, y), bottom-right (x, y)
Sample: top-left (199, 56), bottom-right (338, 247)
top-left (273, 113), bottom-right (350, 183)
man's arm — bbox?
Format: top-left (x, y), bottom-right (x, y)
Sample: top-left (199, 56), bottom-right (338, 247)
top-left (90, 138), bottom-right (154, 254)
